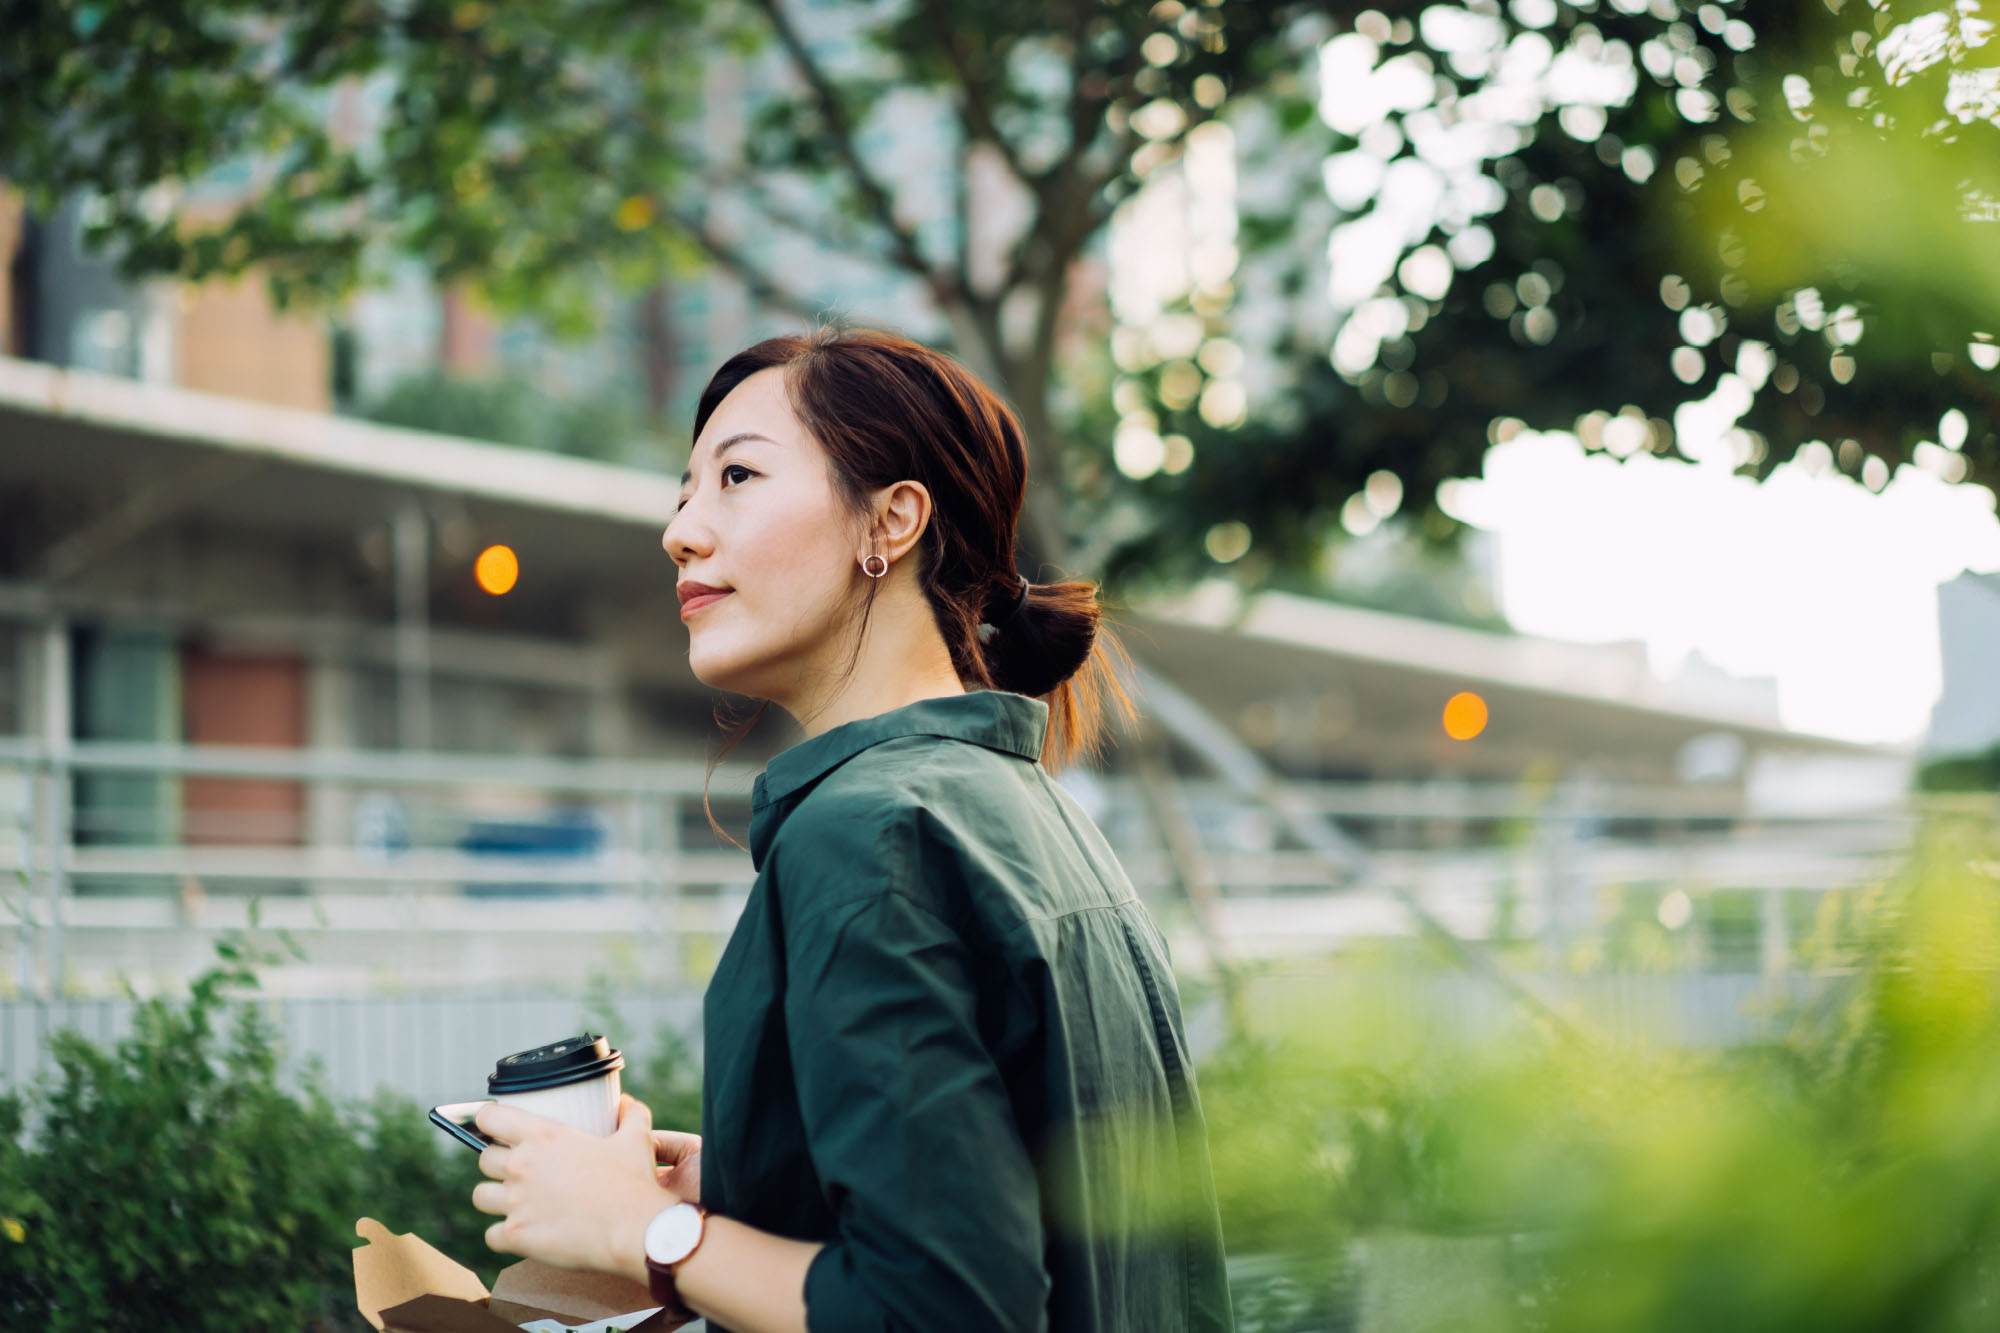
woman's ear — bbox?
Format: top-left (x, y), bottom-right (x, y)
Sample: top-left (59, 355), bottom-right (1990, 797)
top-left (870, 480), bottom-right (933, 565)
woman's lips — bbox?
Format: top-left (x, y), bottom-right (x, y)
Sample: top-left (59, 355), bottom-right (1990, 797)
top-left (680, 590), bottom-right (731, 619)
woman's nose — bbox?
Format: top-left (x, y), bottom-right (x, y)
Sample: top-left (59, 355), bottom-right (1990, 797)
top-left (663, 507), bottom-right (709, 565)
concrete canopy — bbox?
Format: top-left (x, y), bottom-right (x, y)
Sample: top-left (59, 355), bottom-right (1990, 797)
top-left (1, 356), bottom-right (1885, 780)
top-left (0, 356), bottom-right (699, 688)
top-left (1123, 591), bottom-right (1881, 783)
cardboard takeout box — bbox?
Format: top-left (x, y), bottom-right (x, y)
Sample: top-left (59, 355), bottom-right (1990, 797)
top-left (352, 1217), bottom-right (690, 1332)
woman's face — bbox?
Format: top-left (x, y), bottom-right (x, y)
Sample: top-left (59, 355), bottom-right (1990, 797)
top-left (662, 367), bottom-right (865, 702)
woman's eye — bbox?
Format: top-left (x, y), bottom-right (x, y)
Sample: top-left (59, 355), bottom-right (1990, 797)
top-left (675, 465), bottom-right (754, 514)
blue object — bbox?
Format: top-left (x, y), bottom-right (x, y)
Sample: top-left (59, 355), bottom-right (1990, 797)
top-left (458, 808), bottom-right (606, 897)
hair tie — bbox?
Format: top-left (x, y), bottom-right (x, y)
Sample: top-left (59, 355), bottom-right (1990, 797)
top-left (986, 576), bottom-right (1030, 630)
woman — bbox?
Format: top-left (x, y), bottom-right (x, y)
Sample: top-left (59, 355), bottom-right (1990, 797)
top-left (469, 326), bottom-right (1233, 1333)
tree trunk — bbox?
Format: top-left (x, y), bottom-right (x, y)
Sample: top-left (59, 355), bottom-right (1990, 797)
top-left (939, 293), bottom-right (1073, 572)
top-left (1003, 377), bottom-right (1074, 576)
top-left (637, 283), bottom-right (678, 426)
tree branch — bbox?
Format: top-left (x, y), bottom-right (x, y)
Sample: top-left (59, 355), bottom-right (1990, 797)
top-left (692, 161), bottom-right (901, 274)
top-left (1078, 124), bottom-right (1153, 239)
top-left (991, 4), bottom-right (1146, 297)
top-left (1057, 0), bottom-right (1115, 186)
top-left (952, 136), bottom-right (976, 298)
top-left (914, 0), bottom-right (1032, 182)
top-left (748, 0), bottom-right (940, 286)
top-left (661, 203), bottom-right (830, 325)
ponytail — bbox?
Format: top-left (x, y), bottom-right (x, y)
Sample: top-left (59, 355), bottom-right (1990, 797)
top-left (981, 577), bottom-right (1135, 770)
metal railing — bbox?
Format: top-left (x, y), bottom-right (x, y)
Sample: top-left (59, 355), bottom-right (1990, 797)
top-left (0, 737), bottom-right (1930, 999)
top-left (1, 737), bottom-right (766, 995)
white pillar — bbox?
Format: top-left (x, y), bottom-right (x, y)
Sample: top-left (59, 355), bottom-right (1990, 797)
top-left (393, 502), bottom-right (430, 752)
top-left (8, 627), bottom-right (33, 995)
top-left (37, 620), bottom-right (70, 998)
top-left (1759, 885), bottom-right (1791, 977)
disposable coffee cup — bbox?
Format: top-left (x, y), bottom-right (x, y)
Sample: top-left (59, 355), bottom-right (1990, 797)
top-left (485, 1032), bottom-right (626, 1137)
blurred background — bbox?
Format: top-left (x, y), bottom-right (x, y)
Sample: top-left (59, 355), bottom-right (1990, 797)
top-left (5, 1), bottom-right (2000, 1329)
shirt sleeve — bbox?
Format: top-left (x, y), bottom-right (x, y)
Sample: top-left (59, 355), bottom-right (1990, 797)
top-left (775, 809), bottom-right (1050, 1333)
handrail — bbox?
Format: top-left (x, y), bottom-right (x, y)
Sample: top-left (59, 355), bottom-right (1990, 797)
top-left (0, 737), bottom-right (1946, 999)
top-left (0, 738), bottom-right (1944, 821)
top-left (0, 737), bottom-right (763, 794)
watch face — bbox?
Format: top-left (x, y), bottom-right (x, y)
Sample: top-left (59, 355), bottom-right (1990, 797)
top-left (644, 1203), bottom-right (703, 1265)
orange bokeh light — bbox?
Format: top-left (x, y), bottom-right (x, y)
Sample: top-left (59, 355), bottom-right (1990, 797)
top-left (1442, 691), bottom-right (1489, 741)
top-left (475, 544), bottom-right (519, 595)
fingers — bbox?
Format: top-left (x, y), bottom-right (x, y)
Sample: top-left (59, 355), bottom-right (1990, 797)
top-left (615, 1093), bottom-right (653, 1137)
top-left (471, 1180), bottom-right (510, 1217)
top-left (474, 1100), bottom-right (542, 1147)
top-left (485, 1219), bottom-right (518, 1255)
top-left (649, 1128), bottom-right (701, 1164)
top-left (477, 1144), bottom-right (514, 1181)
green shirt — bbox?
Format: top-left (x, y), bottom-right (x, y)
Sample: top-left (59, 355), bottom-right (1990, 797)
top-left (700, 690), bottom-right (1234, 1333)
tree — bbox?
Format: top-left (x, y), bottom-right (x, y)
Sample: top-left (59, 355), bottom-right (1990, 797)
top-left (5, 0), bottom-right (1998, 583)
top-left (1095, 0), bottom-right (2000, 589)
top-left (0, 0), bottom-right (1326, 566)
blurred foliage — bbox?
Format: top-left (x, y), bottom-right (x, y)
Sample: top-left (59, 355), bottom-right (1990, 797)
top-left (581, 975), bottom-right (705, 1135)
top-left (0, 0), bottom-right (729, 331)
top-left (10, 821), bottom-right (2000, 1329)
top-left (1068, 344), bottom-right (1512, 618)
top-left (0, 0), bottom-right (1326, 565)
top-left (0, 914), bottom-right (705, 1331)
top-left (1208, 813), bottom-right (2000, 1332)
top-left (0, 914), bottom-right (482, 1330)
top-left (6, 0), bottom-right (2000, 615)
top-left (1918, 742), bottom-right (2000, 793)
top-left (1690, 2), bottom-right (2000, 476)
top-left (12, 0), bottom-right (1994, 586)
top-left (361, 372), bottom-right (669, 467)
top-left (1100, 0), bottom-right (2000, 593)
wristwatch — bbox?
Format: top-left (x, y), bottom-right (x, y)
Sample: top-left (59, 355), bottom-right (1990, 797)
top-left (642, 1201), bottom-right (708, 1314)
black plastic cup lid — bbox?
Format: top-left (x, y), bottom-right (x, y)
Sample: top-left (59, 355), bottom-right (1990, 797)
top-left (486, 1033), bottom-right (625, 1095)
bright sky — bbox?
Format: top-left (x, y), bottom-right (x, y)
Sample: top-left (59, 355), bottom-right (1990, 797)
top-left (1449, 433), bottom-right (2000, 745)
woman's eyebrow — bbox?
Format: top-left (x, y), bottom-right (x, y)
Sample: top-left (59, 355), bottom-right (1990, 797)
top-left (681, 432), bottom-right (778, 485)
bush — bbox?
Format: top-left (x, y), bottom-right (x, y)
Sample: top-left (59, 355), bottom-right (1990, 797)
top-left (1917, 743), bottom-right (2000, 793)
top-left (581, 977), bottom-right (703, 1138)
top-left (14, 817), bottom-right (2000, 1332)
top-left (1198, 813), bottom-right (2000, 1333)
top-left (0, 933), bottom-right (404, 1328)
top-left (0, 919), bottom-right (702, 1330)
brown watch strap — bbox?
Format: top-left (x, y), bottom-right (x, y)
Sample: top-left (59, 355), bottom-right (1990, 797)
top-left (644, 1206), bottom-right (707, 1315)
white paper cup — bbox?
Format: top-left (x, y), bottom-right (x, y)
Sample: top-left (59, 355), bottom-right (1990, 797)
top-left (490, 1069), bottom-right (622, 1137)
top-left (484, 1033), bottom-right (627, 1137)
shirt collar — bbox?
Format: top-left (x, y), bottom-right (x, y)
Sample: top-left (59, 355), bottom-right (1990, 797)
top-left (748, 690), bottom-right (1047, 865)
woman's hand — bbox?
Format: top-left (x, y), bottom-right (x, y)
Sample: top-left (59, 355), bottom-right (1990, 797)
top-left (651, 1128), bottom-right (702, 1207)
top-left (472, 1093), bottom-right (681, 1278)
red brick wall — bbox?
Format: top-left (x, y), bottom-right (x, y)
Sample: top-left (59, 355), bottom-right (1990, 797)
top-left (182, 649), bottom-right (306, 846)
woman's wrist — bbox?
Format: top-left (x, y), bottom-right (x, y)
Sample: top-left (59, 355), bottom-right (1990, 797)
top-left (610, 1184), bottom-right (682, 1289)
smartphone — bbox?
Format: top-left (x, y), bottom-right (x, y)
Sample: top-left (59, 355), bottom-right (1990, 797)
top-left (430, 1101), bottom-right (500, 1152)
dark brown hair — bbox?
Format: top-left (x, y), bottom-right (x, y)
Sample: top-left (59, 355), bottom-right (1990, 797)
top-left (693, 324), bottom-right (1132, 784)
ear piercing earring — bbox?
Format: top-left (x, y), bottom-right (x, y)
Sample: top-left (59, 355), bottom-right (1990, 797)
top-left (861, 554), bottom-right (889, 578)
